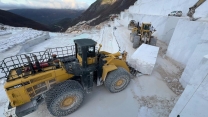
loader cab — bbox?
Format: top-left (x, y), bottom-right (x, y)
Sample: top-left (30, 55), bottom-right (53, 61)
top-left (74, 39), bottom-right (97, 68)
top-left (142, 23), bottom-right (151, 31)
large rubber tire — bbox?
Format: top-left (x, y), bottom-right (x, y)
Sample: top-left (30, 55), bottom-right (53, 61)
top-left (133, 36), bottom-right (140, 49)
top-left (45, 80), bottom-right (84, 116)
top-left (130, 33), bottom-right (136, 42)
top-left (104, 67), bottom-right (131, 93)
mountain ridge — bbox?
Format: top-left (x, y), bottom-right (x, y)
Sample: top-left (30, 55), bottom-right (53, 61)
top-left (0, 9), bottom-right (50, 31)
top-left (8, 9), bottom-right (84, 26)
top-left (71, 0), bottom-right (137, 26)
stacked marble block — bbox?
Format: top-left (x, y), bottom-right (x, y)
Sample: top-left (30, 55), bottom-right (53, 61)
top-left (128, 44), bottom-right (159, 75)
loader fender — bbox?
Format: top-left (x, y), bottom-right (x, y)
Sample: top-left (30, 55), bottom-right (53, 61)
top-left (102, 65), bottom-right (117, 81)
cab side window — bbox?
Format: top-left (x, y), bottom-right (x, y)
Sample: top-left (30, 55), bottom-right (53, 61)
top-left (88, 46), bottom-right (94, 53)
top-left (87, 46), bottom-right (95, 57)
top-left (78, 46), bottom-right (82, 56)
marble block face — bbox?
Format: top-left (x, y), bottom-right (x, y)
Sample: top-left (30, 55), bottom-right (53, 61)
top-left (128, 44), bottom-right (159, 75)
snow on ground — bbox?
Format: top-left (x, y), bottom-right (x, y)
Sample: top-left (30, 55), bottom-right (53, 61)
top-left (0, 28), bottom-right (43, 52)
top-left (97, 26), bottom-right (119, 53)
top-left (0, 31), bottom-right (12, 36)
top-left (113, 26), bottom-right (135, 57)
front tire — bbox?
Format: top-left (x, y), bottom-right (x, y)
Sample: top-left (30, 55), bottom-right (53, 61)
top-left (45, 80), bottom-right (84, 116)
top-left (133, 36), bottom-right (140, 49)
top-left (104, 67), bottom-right (131, 93)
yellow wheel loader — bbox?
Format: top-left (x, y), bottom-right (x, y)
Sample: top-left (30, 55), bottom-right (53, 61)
top-left (0, 39), bottom-right (136, 117)
top-left (130, 23), bottom-right (153, 49)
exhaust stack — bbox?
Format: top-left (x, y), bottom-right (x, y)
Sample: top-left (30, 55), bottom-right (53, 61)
top-left (32, 54), bottom-right (42, 72)
top-left (25, 55), bottom-right (36, 74)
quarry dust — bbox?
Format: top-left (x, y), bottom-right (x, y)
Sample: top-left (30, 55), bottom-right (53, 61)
top-left (133, 93), bottom-right (180, 117)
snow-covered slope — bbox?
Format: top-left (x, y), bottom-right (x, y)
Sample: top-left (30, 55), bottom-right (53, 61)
top-left (0, 26), bottom-right (49, 53)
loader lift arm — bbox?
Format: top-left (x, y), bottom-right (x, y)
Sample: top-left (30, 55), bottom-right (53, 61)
top-left (187, 0), bottom-right (206, 21)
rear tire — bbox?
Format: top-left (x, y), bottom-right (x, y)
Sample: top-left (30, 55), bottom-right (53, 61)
top-left (104, 67), bottom-right (131, 93)
top-left (133, 36), bottom-right (140, 49)
top-left (45, 80), bottom-right (84, 116)
top-left (148, 32), bottom-right (152, 44)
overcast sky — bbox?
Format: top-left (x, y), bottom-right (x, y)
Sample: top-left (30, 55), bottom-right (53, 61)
top-left (0, 0), bottom-right (96, 10)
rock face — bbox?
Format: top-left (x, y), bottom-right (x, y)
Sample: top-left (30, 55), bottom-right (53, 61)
top-left (69, 0), bottom-right (137, 28)
top-left (170, 55), bottom-right (208, 117)
top-left (166, 20), bottom-right (208, 87)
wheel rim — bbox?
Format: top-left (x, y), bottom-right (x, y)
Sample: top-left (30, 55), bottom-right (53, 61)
top-left (114, 78), bottom-right (126, 89)
top-left (60, 96), bottom-right (76, 109)
top-left (116, 79), bottom-right (124, 86)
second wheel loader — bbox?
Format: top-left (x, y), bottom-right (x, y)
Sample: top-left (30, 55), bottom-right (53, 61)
top-left (0, 39), bottom-right (136, 117)
top-left (130, 23), bottom-right (153, 48)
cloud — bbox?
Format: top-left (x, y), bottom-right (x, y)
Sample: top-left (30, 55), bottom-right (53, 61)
top-left (0, 0), bottom-right (90, 10)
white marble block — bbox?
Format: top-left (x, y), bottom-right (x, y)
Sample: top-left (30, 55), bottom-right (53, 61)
top-left (128, 44), bottom-right (159, 75)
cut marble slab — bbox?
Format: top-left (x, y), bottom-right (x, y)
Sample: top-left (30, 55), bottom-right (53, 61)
top-left (128, 44), bottom-right (159, 75)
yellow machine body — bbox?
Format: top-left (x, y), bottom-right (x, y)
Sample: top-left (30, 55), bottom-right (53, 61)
top-left (4, 45), bottom-right (129, 108)
top-left (4, 66), bottom-right (74, 107)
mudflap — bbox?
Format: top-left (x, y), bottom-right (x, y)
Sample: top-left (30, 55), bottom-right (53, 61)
top-left (4, 97), bottom-right (44, 117)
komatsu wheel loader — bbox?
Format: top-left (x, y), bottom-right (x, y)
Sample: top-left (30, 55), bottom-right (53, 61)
top-left (0, 39), bottom-right (136, 117)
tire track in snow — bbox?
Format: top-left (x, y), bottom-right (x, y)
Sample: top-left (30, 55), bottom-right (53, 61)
top-left (113, 29), bottom-right (121, 52)
top-left (114, 26), bottom-right (135, 57)
top-left (100, 26), bottom-right (120, 53)
top-left (100, 27), bottom-right (105, 44)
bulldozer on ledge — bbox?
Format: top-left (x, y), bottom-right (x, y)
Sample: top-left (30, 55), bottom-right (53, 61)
top-left (128, 20), bottom-right (137, 30)
top-left (0, 39), bottom-right (135, 117)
